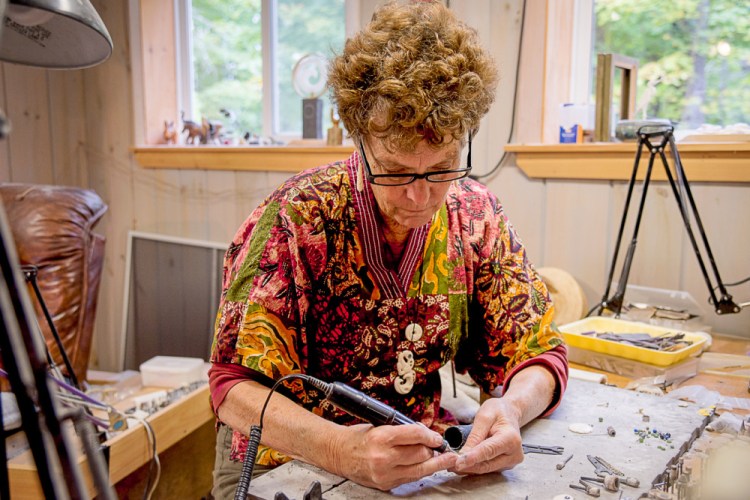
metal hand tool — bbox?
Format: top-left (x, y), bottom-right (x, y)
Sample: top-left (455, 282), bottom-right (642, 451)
top-left (444, 424), bottom-right (564, 455)
top-left (581, 474), bottom-right (620, 492)
top-left (570, 479), bottom-right (600, 497)
top-left (522, 443), bottom-right (564, 455)
top-left (556, 454), bottom-right (573, 470)
top-left (588, 455), bottom-right (640, 487)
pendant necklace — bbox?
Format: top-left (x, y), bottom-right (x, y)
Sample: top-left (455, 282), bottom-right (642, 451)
top-left (394, 257), bottom-right (424, 394)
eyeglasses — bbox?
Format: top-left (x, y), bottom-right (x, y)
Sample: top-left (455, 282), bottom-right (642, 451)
top-left (358, 134), bottom-right (472, 186)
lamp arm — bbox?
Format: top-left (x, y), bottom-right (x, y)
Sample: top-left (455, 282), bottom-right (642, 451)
top-left (594, 125), bottom-right (746, 318)
top-left (665, 135), bottom-right (742, 315)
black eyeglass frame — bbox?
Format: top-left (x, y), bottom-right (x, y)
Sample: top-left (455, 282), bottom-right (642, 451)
top-left (357, 133), bottom-right (473, 186)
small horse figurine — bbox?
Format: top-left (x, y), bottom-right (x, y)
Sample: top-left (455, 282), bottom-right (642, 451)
top-left (201, 117), bottom-right (224, 145)
top-left (181, 111), bottom-right (204, 144)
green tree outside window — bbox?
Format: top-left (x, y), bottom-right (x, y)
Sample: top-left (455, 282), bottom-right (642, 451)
top-left (595, 0), bottom-right (749, 130)
top-left (190, 0), bottom-right (344, 140)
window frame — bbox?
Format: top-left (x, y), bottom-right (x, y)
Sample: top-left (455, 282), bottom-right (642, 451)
top-left (130, 0), bottom-right (748, 181)
top-left (173, 0), bottom-right (354, 142)
top-left (573, 0), bottom-right (749, 135)
top-left (570, 0), bottom-right (594, 105)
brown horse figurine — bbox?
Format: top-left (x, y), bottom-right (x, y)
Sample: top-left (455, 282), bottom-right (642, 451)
top-left (181, 111), bottom-right (204, 144)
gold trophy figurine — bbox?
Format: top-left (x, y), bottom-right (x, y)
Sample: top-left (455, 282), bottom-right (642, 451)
top-left (327, 109), bottom-right (343, 146)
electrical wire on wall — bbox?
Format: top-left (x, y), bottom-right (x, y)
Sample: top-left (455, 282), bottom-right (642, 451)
top-left (470, 0), bottom-right (526, 181)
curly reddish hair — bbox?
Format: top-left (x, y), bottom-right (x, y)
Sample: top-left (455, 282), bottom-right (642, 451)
top-left (328, 1), bottom-right (498, 152)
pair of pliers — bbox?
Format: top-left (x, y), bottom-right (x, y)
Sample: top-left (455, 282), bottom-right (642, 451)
top-left (522, 443), bottom-right (565, 455)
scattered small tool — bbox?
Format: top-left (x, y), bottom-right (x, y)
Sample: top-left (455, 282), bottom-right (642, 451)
top-left (581, 474), bottom-right (620, 492)
top-left (580, 331), bottom-right (692, 351)
top-left (273, 480), bottom-right (323, 500)
top-left (522, 444), bottom-right (564, 455)
top-left (607, 425), bottom-right (616, 437)
top-left (588, 455), bottom-right (640, 488)
top-left (556, 454), bottom-right (574, 470)
top-left (569, 479), bottom-right (600, 497)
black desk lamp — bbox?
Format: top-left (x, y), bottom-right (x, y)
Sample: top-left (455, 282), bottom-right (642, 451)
top-left (0, 1), bottom-right (114, 498)
top-left (593, 124), bottom-right (747, 318)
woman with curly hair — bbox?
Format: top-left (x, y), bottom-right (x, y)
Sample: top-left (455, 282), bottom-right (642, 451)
top-left (209, 2), bottom-right (567, 497)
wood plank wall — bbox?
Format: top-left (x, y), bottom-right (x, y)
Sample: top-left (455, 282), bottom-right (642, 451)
top-left (0, 0), bottom-right (746, 373)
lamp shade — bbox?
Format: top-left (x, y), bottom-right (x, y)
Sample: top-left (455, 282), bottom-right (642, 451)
top-left (0, 0), bottom-right (112, 69)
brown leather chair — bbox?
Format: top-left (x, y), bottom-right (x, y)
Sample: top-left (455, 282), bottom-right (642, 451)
top-left (0, 183), bottom-right (107, 389)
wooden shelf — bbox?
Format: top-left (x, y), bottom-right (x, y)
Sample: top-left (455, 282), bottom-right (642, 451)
top-left (8, 384), bottom-right (213, 497)
top-left (504, 142), bottom-right (750, 183)
top-left (133, 145), bottom-right (355, 172)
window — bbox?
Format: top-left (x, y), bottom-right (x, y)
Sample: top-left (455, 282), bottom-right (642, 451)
top-left (589, 0), bottom-right (749, 133)
top-left (178, 0), bottom-right (346, 141)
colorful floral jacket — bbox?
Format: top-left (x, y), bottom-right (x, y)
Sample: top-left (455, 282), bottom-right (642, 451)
top-left (210, 153), bottom-right (567, 465)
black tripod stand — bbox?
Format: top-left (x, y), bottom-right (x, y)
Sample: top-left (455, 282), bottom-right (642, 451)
top-left (594, 124), bottom-right (743, 317)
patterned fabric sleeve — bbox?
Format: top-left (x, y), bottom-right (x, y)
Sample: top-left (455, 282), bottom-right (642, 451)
top-left (455, 191), bottom-right (567, 397)
top-left (209, 168), bottom-right (335, 466)
top-left (210, 177), bottom-right (326, 386)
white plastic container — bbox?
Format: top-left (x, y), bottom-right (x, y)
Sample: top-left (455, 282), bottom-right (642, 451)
top-left (139, 356), bottom-right (207, 388)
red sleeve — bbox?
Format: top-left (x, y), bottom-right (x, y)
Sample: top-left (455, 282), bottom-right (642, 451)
top-left (207, 362), bottom-right (258, 415)
top-left (501, 344), bottom-right (568, 417)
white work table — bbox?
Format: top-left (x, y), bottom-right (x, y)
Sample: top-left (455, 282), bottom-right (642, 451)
top-left (246, 379), bottom-right (709, 499)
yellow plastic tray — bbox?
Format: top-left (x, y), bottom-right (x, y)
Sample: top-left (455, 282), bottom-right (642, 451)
top-left (559, 316), bottom-right (705, 367)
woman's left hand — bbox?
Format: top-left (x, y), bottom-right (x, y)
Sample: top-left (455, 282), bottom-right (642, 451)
top-left (448, 397), bottom-right (524, 475)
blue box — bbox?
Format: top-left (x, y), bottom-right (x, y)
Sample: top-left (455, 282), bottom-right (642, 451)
top-left (560, 124), bottom-right (582, 143)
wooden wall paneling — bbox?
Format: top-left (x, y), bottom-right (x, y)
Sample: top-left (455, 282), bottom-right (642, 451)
top-left (206, 171), bottom-right (242, 244)
top-left (4, 65), bottom-right (54, 184)
top-left (480, 0), bottom-right (523, 178)
top-left (450, 0), bottom-right (491, 174)
top-left (152, 170), bottom-right (187, 237)
top-left (598, 181), bottom-right (638, 305)
top-left (47, 71), bottom-right (88, 187)
top-left (0, 64), bottom-right (9, 181)
top-left (625, 182), bottom-right (684, 290)
top-left (132, 169), bottom-right (160, 233)
top-left (604, 178), bottom-right (694, 324)
top-left (542, 180), bottom-right (610, 305)
top-left (139, 0), bottom-right (178, 144)
top-left (178, 170), bottom-right (210, 240)
top-left (604, 181), bottom-right (682, 295)
top-left (679, 184), bottom-right (750, 336)
top-left (541, 0), bottom-right (575, 144)
top-left (514, 0), bottom-right (546, 143)
top-left (86, 0), bottom-right (137, 371)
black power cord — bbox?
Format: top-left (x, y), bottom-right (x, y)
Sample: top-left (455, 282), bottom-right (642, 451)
top-left (470, 0), bottom-right (526, 181)
top-left (232, 373), bottom-right (451, 499)
top-left (233, 374), bottom-right (297, 500)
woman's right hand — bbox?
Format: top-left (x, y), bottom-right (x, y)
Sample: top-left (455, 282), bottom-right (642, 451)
top-left (327, 423), bottom-right (458, 490)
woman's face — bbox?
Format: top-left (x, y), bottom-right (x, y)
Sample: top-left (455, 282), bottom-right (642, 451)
top-left (363, 137), bottom-right (464, 232)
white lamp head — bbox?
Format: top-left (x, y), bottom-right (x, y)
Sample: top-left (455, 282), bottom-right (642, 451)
top-left (0, 0), bottom-right (112, 69)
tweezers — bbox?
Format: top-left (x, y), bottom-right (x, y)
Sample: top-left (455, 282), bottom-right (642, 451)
top-left (522, 444), bottom-right (564, 455)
